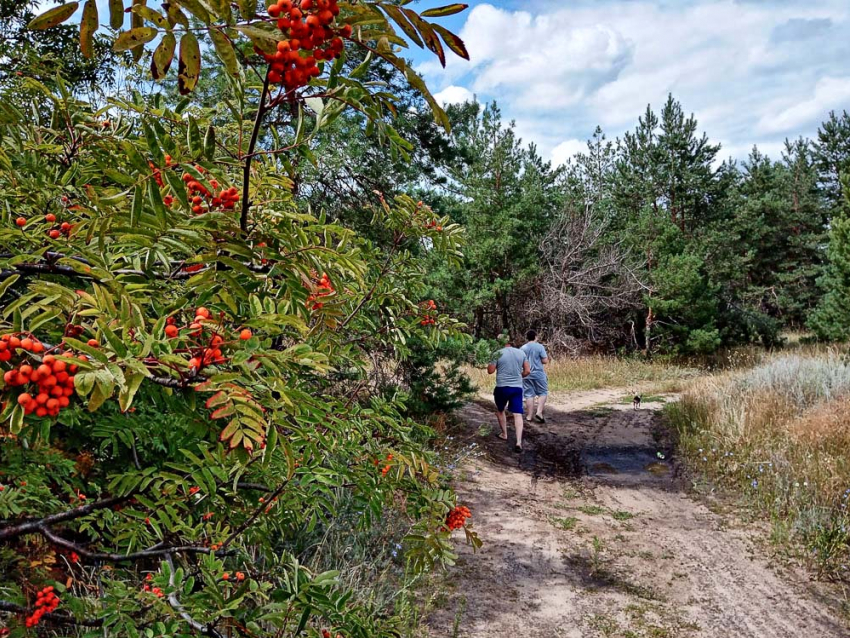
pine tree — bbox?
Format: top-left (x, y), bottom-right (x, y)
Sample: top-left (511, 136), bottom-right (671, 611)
top-left (810, 176), bottom-right (850, 341)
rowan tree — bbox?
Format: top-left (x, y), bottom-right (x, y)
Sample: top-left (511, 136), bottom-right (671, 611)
top-left (0, 1), bottom-right (479, 636)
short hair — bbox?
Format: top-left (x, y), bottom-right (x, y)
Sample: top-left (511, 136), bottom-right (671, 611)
top-left (526, 330), bottom-right (537, 341)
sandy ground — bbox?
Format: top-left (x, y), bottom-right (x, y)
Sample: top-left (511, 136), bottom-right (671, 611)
top-left (426, 389), bottom-right (848, 638)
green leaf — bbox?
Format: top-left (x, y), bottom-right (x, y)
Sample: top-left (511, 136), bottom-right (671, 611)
top-left (203, 125), bottom-right (216, 161)
top-left (28, 3), bottom-right (79, 30)
top-left (151, 33), bottom-right (176, 80)
top-left (172, 0), bottom-right (211, 24)
top-left (420, 3), bottom-right (468, 18)
top-left (177, 32), bottom-right (201, 95)
top-left (0, 274), bottom-right (19, 301)
top-left (80, 0), bottom-right (98, 59)
top-left (9, 404), bottom-right (24, 435)
top-left (118, 373), bottom-right (145, 412)
top-left (210, 28), bottom-right (240, 78)
top-left (187, 115), bottom-right (201, 159)
top-left (238, 0), bottom-right (257, 19)
top-left (142, 120), bottom-right (165, 167)
top-left (114, 27), bottom-right (159, 52)
top-left (109, 0), bottom-right (125, 30)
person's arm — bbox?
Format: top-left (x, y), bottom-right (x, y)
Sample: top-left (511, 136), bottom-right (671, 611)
top-left (487, 362), bottom-right (497, 375)
top-left (541, 346), bottom-right (549, 365)
top-left (522, 361), bottom-right (531, 378)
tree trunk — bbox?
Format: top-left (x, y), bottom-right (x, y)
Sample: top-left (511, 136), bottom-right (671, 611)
top-left (644, 306), bottom-right (654, 359)
top-left (474, 307), bottom-right (484, 340)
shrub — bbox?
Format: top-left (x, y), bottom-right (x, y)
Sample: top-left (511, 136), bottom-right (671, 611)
top-left (667, 353), bottom-right (850, 578)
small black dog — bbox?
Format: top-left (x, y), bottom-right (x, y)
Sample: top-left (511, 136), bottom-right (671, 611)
top-left (633, 395), bottom-right (641, 410)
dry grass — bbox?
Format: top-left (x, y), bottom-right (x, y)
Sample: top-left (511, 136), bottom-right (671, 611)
top-left (667, 351), bottom-right (850, 579)
top-left (465, 356), bottom-right (699, 394)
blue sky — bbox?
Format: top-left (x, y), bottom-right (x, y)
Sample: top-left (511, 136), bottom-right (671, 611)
top-left (40, 1), bottom-right (850, 166)
top-left (407, 0), bottom-right (850, 166)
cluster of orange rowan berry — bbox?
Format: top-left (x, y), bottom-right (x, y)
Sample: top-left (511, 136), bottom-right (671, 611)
top-left (221, 571), bottom-right (247, 582)
top-left (1, 335), bottom-right (79, 418)
top-left (306, 272), bottom-right (334, 310)
top-left (321, 630), bottom-right (344, 638)
top-left (163, 307), bottom-right (253, 373)
top-left (374, 453), bottom-right (393, 476)
top-left (180, 169), bottom-right (241, 215)
top-left (262, 0), bottom-right (352, 91)
top-left (13, 213), bottom-right (73, 238)
top-left (25, 586), bottom-right (59, 628)
top-left (420, 300), bottom-right (438, 326)
top-left (446, 505), bottom-right (472, 531)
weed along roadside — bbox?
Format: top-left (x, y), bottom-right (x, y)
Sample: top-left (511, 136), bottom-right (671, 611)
top-left (425, 354), bottom-right (850, 638)
top-left (667, 352), bottom-right (850, 580)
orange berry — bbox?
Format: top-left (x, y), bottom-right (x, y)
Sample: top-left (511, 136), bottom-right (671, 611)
top-left (17, 393), bottom-right (32, 406)
top-left (15, 217), bottom-right (26, 227)
top-left (45, 213), bottom-right (56, 223)
top-left (239, 329), bottom-right (252, 341)
top-left (165, 325), bottom-right (179, 338)
top-left (87, 339), bottom-right (99, 347)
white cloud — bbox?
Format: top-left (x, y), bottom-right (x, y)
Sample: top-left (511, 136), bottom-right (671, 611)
top-left (551, 139), bottom-right (588, 167)
top-left (756, 76), bottom-right (850, 134)
top-left (434, 85), bottom-right (475, 107)
top-left (418, 1), bottom-right (850, 163)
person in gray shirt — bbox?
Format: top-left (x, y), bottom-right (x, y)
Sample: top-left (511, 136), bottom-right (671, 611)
top-left (521, 330), bottom-right (550, 423)
top-left (488, 336), bottom-right (531, 453)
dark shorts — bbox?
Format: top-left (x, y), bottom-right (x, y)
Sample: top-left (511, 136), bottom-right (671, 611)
top-left (494, 386), bottom-right (524, 414)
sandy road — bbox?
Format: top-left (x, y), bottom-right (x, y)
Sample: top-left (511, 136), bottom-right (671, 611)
top-left (426, 389), bottom-right (847, 638)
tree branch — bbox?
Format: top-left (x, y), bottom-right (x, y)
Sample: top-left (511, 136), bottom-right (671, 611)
top-left (240, 71), bottom-right (271, 233)
top-left (165, 554), bottom-right (225, 638)
top-left (0, 495), bottom-right (131, 541)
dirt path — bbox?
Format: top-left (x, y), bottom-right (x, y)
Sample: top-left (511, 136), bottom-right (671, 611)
top-left (426, 389), bottom-right (847, 638)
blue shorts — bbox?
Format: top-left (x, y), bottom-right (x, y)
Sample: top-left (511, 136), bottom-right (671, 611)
top-left (494, 387), bottom-right (524, 414)
top-left (523, 376), bottom-right (549, 399)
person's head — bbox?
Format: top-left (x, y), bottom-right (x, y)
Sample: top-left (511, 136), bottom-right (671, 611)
top-left (526, 329), bottom-right (538, 342)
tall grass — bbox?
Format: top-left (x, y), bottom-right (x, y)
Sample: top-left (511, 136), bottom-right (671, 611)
top-left (466, 356), bottom-right (699, 394)
top-left (667, 351), bottom-right (850, 579)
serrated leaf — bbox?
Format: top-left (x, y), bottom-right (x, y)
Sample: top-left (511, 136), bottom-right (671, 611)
top-left (109, 0), bottom-right (125, 29)
top-left (203, 125), bottom-right (216, 161)
top-left (118, 373), bottom-right (145, 412)
top-left (0, 274), bottom-right (19, 301)
top-left (210, 28), bottom-right (240, 78)
top-left (187, 115), bottom-right (201, 159)
top-left (402, 9), bottom-right (445, 67)
top-left (132, 5), bottom-right (169, 28)
top-left (80, 1), bottom-right (98, 59)
top-left (151, 33), bottom-right (176, 80)
top-left (114, 27), bottom-right (158, 51)
top-left (173, 0), bottom-right (210, 24)
top-left (9, 404), bottom-right (24, 434)
top-left (177, 32), bottom-right (201, 95)
top-left (420, 3), bottom-right (468, 18)
top-left (237, 0), bottom-right (257, 19)
top-left (380, 5), bottom-right (424, 48)
top-left (28, 3), bottom-right (79, 30)
top-left (432, 23), bottom-right (469, 61)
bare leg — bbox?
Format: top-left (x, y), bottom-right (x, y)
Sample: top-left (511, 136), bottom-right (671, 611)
top-left (536, 395), bottom-right (548, 418)
top-left (514, 412), bottom-right (524, 449)
top-left (496, 410), bottom-right (508, 439)
top-left (525, 397), bottom-right (536, 422)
